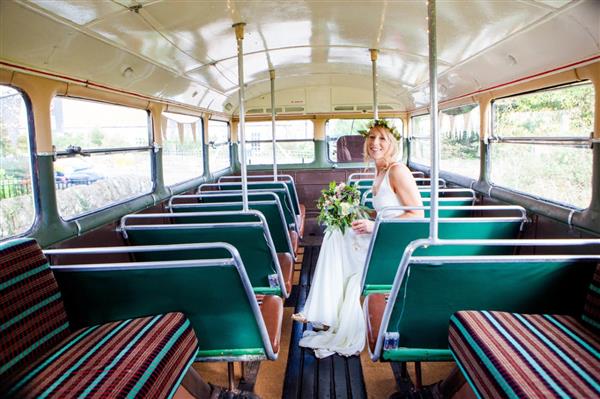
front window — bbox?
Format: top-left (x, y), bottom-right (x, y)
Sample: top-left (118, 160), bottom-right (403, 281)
top-left (440, 104), bottom-right (480, 179)
top-left (490, 82), bottom-right (594, 209)
top-left (409, 114), bottom-right (430, 166)
top-left (0, 86), bottom-right (35, 239)
top-left (241, 120), bottom-right (314, 165)
top-left (208, 120), bottom-right (230, 173)
top-left (51, 97), bottom-right (152, 219)
top-left (162, 112), bottom-right (204, 186)
top-left (326, 118), bottom-right (403, 162)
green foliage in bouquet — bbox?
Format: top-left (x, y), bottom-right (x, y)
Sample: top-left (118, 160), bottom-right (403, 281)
top-left (316, 181), bottom-right (370, 233)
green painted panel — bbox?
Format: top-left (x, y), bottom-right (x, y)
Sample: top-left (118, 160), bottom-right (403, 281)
top-left (363, 221), bottom-right (522, 292)
top-left (172, 203), bottom-right (292, 253)
top-left (54, 265), bottom-right (266, 358)
top-left (219, 182), bottom-right (301, 214)
top-left (202, 192), bottom-right (296, 227)
top-left (126, 226), bottom-right (280, 295)
top-left (382, 349), bottom-right (452, 362)
top-left (383, 260), bottom-right (595, 360)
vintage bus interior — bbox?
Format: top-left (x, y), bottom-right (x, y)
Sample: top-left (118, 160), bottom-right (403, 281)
top-left (1, 0), bottom-right (600, 398)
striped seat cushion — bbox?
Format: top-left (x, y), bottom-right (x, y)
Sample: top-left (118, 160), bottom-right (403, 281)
top-left (0, 238), bottom-right (71, 385)
top-left (5, 312), bottom-right (198, 399)
top-left (449, 311), bottom-right (600, 399)
top-left (582, 264), bottom-right (600, 331)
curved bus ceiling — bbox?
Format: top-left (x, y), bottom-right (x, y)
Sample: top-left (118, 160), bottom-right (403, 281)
top-left (1, 0), bottom-right (599, 114)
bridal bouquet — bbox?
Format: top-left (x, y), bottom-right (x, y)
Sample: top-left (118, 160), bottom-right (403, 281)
top-left (316, 181), bottom-right (369, 233)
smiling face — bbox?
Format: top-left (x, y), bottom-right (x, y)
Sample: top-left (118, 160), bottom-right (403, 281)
top-left (364, 126), bottom-right (399, 165)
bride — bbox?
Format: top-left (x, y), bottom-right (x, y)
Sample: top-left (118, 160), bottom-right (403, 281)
top-left (293, 119), bottom-right (424, 359)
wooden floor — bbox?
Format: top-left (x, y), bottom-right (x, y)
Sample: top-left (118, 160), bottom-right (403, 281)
top-left (282, 245), bottom-right (368, 399)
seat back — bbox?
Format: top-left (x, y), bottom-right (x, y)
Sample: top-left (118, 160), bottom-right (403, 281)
top-left (372, 245), bottom-right (600, 362)
top-left (170, 200), bottom-right (293, 254)
top-left (382, 253), bottom-right (595, 361)
top-left (362, 210), bottom-right (526, 294)
top-left (209, 181), bottom-right (300, 215)
top-left (121, 212), bottom-right (287, 296)
top-left (217, 175), bottom-right (300, 215)
top-left (198, 189), bottom-right (297, 230)
top-left (48, 243), bottom-right (277, 361)
top-left (582, 263), bottom-right (600, 331)
top-left (0, 238), bottom-right (71, 386)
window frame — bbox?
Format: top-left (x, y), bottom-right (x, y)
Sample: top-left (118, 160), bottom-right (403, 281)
top-left (0, 84), bottom-right (40, 239)
top-left (208, 119), bottom-right (232, 173)
top-left (161, 112), bottom-right (205, 187)
top-left (51, 95), bottom-right (155, 221)
top-left (243, 120), bottom-right (315, 166)
top-left (488, 81), bottom-right (595, 209)
top-left (408, 113), bottom-right (431, 167)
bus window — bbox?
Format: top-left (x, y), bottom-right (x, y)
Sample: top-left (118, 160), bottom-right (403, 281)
top-left (409, 114), bottom-right (430, 166)
top-left (326, 118), bottom-right (402, 163)
top-left (208, 120), bottom-right (230, 173)
top-left (51, 97), bottom-right (153, 219)
top-left (242, 120), bottom-right (314, 165)
top-left (491, 82), bottom-right (594, 209)
top-left (0, 86), bottom-right (35, 239)
top-left (440, 104), bottom-right (480, 179)
top-left (162, 112), bottom-right (204, 186)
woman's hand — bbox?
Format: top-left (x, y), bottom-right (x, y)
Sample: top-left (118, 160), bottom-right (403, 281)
top-left (351, 219), bottom-right (374, 234)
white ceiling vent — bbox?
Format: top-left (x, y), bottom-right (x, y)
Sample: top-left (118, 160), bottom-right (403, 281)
top-left (284, 106), bottom-right (304, 113)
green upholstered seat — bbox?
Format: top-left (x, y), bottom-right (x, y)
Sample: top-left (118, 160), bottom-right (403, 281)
top-left (48, 243), bottom-right (281, 362)
top-left (170, 198), bottom-right (294, 255)
top-left (198, 189), bottom-right (298, 233)
top-left (362, 210), bottom-right (526, 295)
top-left (120, 211), bottom-right (290, 297)
top-left (366, 243), bottom-right (599, 363)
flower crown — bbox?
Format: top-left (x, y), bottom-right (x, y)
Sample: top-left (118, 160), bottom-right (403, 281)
top-left (358, 119), bottom-right (401, 141)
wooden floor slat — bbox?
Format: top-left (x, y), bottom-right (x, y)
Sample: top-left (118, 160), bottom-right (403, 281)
top-left (283, 245), bottom-right (367, 399)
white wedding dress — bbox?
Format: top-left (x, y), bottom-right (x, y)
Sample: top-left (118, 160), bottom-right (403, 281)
top-left (299, 165), bottom-right (404, 358)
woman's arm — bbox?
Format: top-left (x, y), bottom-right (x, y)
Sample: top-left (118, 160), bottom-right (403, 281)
top-left (388, 164), bottom-right (424, 218)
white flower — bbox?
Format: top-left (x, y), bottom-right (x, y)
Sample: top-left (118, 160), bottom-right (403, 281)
top-left (340, 202), bottom-right (352, 216)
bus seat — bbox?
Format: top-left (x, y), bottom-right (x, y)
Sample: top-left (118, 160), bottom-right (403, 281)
top-left (46, 242), bottom-right (283, 363)
top-left (449, 264), bottom-right (600, 398)
top-left (0, 238), bottom-right (198, 399)
top-left (361, 206), bottom-right (527, 295)
top-left (120, 211), bottom-right (292, 298)
top-left (198, 189), bottom-right (299, 234)
top-left (367, 245), bottom-right (599, 364)
top-left (170, 196), bottom-right (296, 257)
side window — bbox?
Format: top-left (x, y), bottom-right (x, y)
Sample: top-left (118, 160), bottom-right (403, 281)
top-left (242, 120), bottom-right (315, 165)
top-left (440, 104), bottom-right (480, 179)
top-left (490, 82), bottom-right (594, 209)
top-left (0, 86), bottom-right (35, 239)
top-left (409, 114), bottom-right (430, 166)
top-left (208, 120), bottom-right (230, 173)
top-left (326, 118), bottom-right (403, 163)
top-left (162, 112), bottom-right (204, 186)
top-left (51, 97), bottom-right (153, 219)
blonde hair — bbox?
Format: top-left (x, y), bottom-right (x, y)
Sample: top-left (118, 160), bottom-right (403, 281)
top-left (363, 125), bottom-right (400, 170)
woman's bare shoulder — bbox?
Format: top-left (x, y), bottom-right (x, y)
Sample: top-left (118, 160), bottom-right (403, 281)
top-left (388, 163), bottom-right (412, 179)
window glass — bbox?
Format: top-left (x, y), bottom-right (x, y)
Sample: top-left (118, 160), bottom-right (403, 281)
top-left (51, 97), bottom-right (152, 219)
top-left (242, 120), bottom-right (314, 165)
top-left (326, 118), bottom-right (402, 162)
top-left (440, 104), bottom-right (480, 179)
top-left (162, 112), bottom-right (203, 186)
top-left (208, 120), bottom-right (230, 172)
top-left (491, 82), bottom-right (594, 208)
top-left (0, 86), bottom-right (35, 239)
top-left (410, 114), bottom-right (430, 166)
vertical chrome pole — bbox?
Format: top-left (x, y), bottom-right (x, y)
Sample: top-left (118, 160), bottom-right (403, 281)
top-left (270, 69), bottom-right (277, 181)
top-left (370, 49), bottom-right (379, 120)
top-left (234, 22), bottom-right (248, 211)
top-left (427, 0), bottom-right (439, 240)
